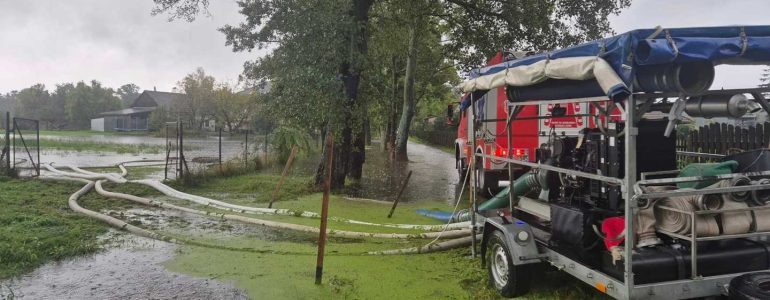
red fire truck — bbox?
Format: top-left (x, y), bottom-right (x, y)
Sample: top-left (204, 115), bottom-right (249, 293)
top-left (454, 52), bottom-right (620, 195)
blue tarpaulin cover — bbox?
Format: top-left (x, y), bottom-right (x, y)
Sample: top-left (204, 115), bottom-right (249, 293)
top-left (460, 26), bottom-right (770, 110)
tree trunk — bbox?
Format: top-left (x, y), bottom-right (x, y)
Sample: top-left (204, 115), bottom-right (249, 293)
top-left (315, 0), bottom-right (373, 188)
top-left (364, 117), bottom-right (371, 146)
top-left (386, 56), bottom-right (399, 159)
top-left (394, 25), bottom-right (418, 162)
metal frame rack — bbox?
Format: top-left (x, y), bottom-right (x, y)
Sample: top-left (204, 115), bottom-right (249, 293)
top-left (469, 87), bottom-right (770, 299)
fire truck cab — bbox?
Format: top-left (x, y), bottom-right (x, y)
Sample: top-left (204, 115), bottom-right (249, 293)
top-left (455, 52), bottom-right (618, 195)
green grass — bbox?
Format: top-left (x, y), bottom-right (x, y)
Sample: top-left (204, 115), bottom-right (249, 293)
top-left (37, 138), bottom-right (165, 154)
top-left (39, 130), bottom-right (151, 137)
top-left (174, 171), bottom-right (315, 204)
top-left (161, 189), bottom-right (608, 299)
top-left (163, 169), bottom-right (607, 299)
top-left (0, 179), bottom-right (107, 279)
top-left (0, 162), bottom-right (607, 299)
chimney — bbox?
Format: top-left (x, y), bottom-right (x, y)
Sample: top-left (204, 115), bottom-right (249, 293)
top-left (154, 86), bottom-right (157, 91)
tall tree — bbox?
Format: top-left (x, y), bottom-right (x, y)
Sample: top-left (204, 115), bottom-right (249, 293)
top-left (64, 81), bottom-right (122, 129)
top-left (760, 66), bottom-right (770, 89)
top-left (441, 0), bottom-right (632, 69)
top-left (216, 0), bottom-right (375, 188)
top-left (116, 83), bottom-right (141, 107)
top-left (177, 68), bottom-right (215, 129)
top-left (151, 0), bottom-right (632, 187)
top-left (213, 84), bottom-right (256, 132)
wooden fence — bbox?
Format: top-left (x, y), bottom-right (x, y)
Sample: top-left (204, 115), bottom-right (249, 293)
top-left (413, 129), bottom-right (455, 147)
top-left (676, 122), bottom-right (770, 163)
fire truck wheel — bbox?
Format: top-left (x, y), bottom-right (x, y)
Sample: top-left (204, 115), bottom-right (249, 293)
top-left (486, 230), bottom-right (531, 298)
top-left (476, 162), bottom-right (499, 196)
top-left (458, 158), bottom-right (468, 183)
top-left (729, 271), bottom-right (770, 300)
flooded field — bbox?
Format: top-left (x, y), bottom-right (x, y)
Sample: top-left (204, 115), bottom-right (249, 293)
top-left (1, 137), bottom-right (495, 300)
top-left (0, 232), bottom-right (247, 300)
top-left (7, 133), bottom-right (264, 180)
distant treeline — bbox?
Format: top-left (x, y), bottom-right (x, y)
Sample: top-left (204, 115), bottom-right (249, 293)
top-left (0, 81), bottom-right (139, 129)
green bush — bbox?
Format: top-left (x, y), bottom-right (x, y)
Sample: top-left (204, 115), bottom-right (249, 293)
top-left (271, 126), bottom-right (311, 163)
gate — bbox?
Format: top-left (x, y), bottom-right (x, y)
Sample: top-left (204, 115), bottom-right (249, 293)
top-left (164, 121), bottom-right (187, 180)
top-left (12, 117), bottom-right (40, 176)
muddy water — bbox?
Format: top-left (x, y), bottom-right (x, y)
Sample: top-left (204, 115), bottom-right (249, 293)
top-left (117, 205), bottom-right (332, 244)
top-left (33, 134), bottom-right (260, 168)
top-left (0, 232), bottom-right (247, 300)
top-left (349, 141), bottom-right (462, 205)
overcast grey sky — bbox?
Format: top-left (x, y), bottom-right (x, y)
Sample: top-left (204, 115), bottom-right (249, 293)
top-left (0, 0), bottom-right (769, 93)
top-left (0, 0), bottom-right (256, 93)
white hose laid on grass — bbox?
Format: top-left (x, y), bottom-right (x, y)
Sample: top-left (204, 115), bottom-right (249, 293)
top-left (42, 167), bottom-right (474, 255)
top-left (95, 180), bottom-right (471, 240)
top-left (40, 176), bottom-right (176, 242)
top-left (66, 164), bottom-right (128, 179)
top-left (368, 234), bottom-right (481, 255)
top-left (43, 164), bottom-right (126, 183)
top-left (132, 178), bottom-right (470, 232)
top-left (134, 179), bottom-right (320, 217)
top-left (56, 163), bottom-right (469, 232)
top-left (42, 176), bottom-right (320, 255)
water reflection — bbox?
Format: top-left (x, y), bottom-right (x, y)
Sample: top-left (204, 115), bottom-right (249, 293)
top-left (349, 141), bottom-right (463, 205)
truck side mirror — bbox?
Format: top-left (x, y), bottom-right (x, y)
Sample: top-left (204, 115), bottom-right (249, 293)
top-left (446, 104), bottom-right (455, 125)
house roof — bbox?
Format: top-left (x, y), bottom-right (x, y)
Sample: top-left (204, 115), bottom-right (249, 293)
top-left (131, 90), bottom-right (188, 109)
top-left (99, 107), bottom-right (157, 116)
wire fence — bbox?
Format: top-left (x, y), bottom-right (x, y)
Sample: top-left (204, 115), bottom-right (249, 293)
top-left (411, 120), bottom-right (455, 147)
top-left (164, 121), bottom-right (264, 181)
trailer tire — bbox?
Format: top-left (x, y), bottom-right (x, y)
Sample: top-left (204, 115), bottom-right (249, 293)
top-left (486, 230), bottom-right (531, 298)
top-left (729, 272), bottom-right (770, 300)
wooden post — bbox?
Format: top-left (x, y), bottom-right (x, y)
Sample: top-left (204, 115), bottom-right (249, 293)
top-left (244, 130), bottom-right (249, 168)
top-left (315, 134), bottom-right (333, 285)
top-left (218, 126), bottom-right (223, 171)
top-left (268, 145), bottom-right (299, 208)
top-left (4, 112), bottom-right (9, 172)
top-left (387, 170), bottom-right (413, 218)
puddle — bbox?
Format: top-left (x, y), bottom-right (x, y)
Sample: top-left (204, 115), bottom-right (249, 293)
top-left (348, 141), bottom-right (463, 205)
top-left (114, 203), bottom-right (348, 244)
top-left (0, 232), bottom-right (247, 300)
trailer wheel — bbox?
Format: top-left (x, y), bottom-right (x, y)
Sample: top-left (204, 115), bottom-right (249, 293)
top-left (486, 230), bottom-right (531, 298)
top-left (729, 271), bottom-right (770, 300)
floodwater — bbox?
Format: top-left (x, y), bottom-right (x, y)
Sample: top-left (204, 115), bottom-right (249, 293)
top-left (28, 134), bottom-right (260, 168)
top-left (1, 140), bottom-right (460, 299)
top-left (0, 232), bottom-right (247, 300)
top-left (350, 141), bottom-right (462, 205)
top-left (116, 205), bottom-right (337, 244)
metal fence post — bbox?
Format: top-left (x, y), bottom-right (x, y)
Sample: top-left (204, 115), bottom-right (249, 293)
top-left (35, 120), bottom-right (40, 176)
top-left (11, 118), bottom-right (15, 171)
top-left (218, 126), bottom-right (223, 170)
top-left (177, 121), bottom-right (183, 178)
top-left (244, 130), bottom-right (249, 168)
top-left (4, 112), bottom-right (9, 172)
